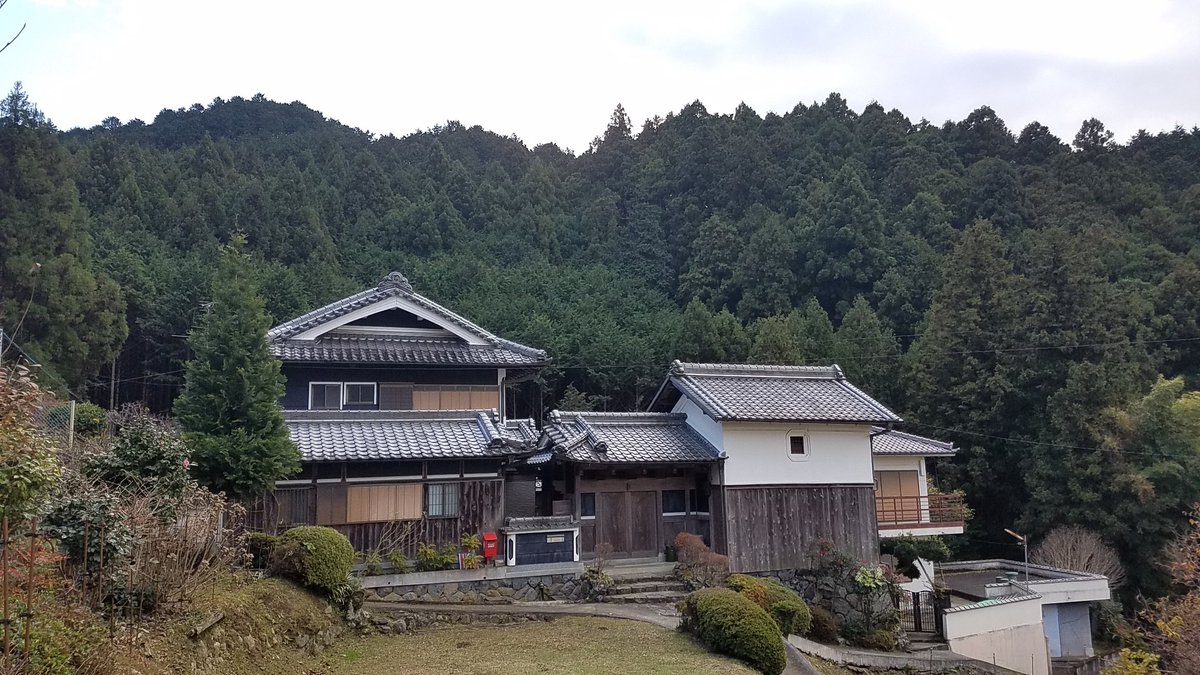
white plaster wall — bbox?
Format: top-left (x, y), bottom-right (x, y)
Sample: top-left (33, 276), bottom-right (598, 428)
top-left (945, 600), bottom-right (1050, 675)
top-left (673, 396), bottom-right (724, 452)
top-left (719, 422), bottom-right (874, 486)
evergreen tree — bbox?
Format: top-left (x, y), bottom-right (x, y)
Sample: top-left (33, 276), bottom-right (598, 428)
top-left (679, 214), bottom-right (742, 310)
top-left (734, 211), bottom-right (797, 320)
top-left (834, 296), bottom-right (900, 403)
top-left (173, 235), bottom-right (298, 497)
top-left (798, 165), bottom-right (892, 315)
top-left (749, 314), bottom-right (802, 365)
top-left (903, 222), bottom-right (1025, 551)
top-left (794, 297), bottom-right (836, 363)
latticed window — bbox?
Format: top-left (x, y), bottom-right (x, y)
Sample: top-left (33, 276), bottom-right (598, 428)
top-left (426, 482), bottom-right (460, 518)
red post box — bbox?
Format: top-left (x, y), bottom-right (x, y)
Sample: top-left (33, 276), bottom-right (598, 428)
top-left (482, 532), bottom-right (499, 561)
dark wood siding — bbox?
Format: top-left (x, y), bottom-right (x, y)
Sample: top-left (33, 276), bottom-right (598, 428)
top-left (247, 479), bottom-right (504, 554)
top-left (723, 484), bottom-right (878, 573)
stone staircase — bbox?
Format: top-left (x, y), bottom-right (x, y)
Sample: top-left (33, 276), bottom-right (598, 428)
top-left (602, 565), bottom-right (689, 604)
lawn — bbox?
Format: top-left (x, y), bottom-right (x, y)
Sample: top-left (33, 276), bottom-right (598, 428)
top-left (314, 616), bottom-right (757, 675)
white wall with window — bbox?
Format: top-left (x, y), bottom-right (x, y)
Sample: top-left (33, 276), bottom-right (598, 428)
top-left (720, 423), bottom-right (874, 486)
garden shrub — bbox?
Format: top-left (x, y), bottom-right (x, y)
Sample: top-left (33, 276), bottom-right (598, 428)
top-left (674, 532), bottom-right (729, 589)
top-left (387, 549), bottom-right (413, 573)
top-left (855, 628), bottom-right (899, 652)
top-left (269, 526), bottom-right (354, 593)
top-left (808, 606), bottom-right (840, 643)
top-left (364, 549), bottom-right (383, 575)
top-left (246, 532), bottom-right (279, 568)
top-left (727, 574), bottom-right (812, 636)
top-left (678, 587), bottom-right (787, 675)
top-left (415, 542), bottom-right (459, 571)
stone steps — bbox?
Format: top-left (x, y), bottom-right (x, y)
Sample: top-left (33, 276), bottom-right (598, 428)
top-left (603, 590), bottom-right (688, 604)
top-left (606, 580), bottom-right (688, 595)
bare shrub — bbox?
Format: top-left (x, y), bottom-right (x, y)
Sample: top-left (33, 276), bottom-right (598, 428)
top-left (673, 533), bottom-right (729, 589)
top-left (1032, 526), bottom-right (1126, 587)
top-left (592, 542), bottom-right (615, 575)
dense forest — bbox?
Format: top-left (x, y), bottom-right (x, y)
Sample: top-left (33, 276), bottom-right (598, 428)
top-left (3, 83), bottom-right (1200, 597)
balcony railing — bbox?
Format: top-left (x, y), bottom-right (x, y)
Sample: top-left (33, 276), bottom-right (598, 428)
top-left (876, 494), bottom-right (966, 530)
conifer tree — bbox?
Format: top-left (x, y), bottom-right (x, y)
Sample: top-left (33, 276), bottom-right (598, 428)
top-left (834, 296), bottom-right (900, 403)
top-left (173, 235), bottom-right (298, 497)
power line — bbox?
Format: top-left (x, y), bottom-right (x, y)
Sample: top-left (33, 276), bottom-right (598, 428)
top-left (904, 420), bottom-right (1200, 461)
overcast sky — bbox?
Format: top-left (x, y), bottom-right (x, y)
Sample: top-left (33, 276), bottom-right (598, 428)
top-left (8, 0), bottom-right (1200, 152)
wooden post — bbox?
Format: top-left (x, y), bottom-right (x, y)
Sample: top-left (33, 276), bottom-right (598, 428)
top-left (23, 521), bottom-right (36, 658)
top-left (1, 515), bottom-right (9, 664)
top-left (80, 522), bottom-right (89, 602)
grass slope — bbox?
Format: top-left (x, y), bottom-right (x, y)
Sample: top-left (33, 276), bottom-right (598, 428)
top-left (314, 616), bottom-right (757, 675)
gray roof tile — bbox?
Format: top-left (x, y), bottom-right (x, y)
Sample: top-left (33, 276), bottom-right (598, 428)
top-left (284, 410), bottom-right (538, 462)
top-left (270, 335), bottom-right (546, 366)
top-left (268, 272), bottom-right (547, 366)
top-left (547, 412), bottom-right (722, 464)
top-left (661, 361), bottom-right (900, 424)
top-left (871, 428), bottom-right (956, 456)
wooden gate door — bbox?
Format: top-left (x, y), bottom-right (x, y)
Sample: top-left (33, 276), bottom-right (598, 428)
top-left (628, 491), bottom-right (659, 558)
top-left (597, 492), bottom-right (630, 555)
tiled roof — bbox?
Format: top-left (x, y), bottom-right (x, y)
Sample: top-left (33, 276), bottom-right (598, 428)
top-left (871, 428), bottom-right (956, 456)
top-left (658, 361), bottom-right (901, 424)
top-left (269, 335), bottom-right (546, 366)
top-left (284, 409), bottom-right (539, 462)
top-left (268, 272), bottom-right (547, 366)
top-left (545, 412), bottom-right (722, 464)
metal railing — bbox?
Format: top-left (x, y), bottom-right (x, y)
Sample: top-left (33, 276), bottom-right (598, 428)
top-left (876, 493), bottom-right (966, 529)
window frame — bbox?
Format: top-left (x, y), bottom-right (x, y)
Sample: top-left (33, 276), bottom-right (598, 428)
top-left (425, 482), bottom-right (461, 518)
top-left (786, 431), bottom-right (809, 462)
top-left (689, 488), bottom-right (711, 516)
top-left (309, 382), bottom-right (343, 410)
top-left (343, 382), bottom-right (378, 406)
top-left (661, 489), bottom-right (687, 516)
top-left (579, 492), bottom-right (596, 520)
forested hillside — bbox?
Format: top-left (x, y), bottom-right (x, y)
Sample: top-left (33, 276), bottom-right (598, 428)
top-left (3, 85), bottom-right (1200, 594)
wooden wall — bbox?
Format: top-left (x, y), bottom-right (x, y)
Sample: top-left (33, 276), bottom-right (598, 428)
top-left (722, 484), bottom-right (878, 573)
top-left (247, 479), bottom-right (504, 553)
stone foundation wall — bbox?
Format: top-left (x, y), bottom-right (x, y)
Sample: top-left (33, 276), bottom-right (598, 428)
top-left (364, 572), bottom-right (584, 604)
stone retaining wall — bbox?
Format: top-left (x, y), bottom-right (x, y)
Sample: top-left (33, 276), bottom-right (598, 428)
top-left (358, 608), bottom-right (561, 635)
top-left (758, 568), bottom-right (897, 632)
top-left (364, 572), bottom-right (585, 604)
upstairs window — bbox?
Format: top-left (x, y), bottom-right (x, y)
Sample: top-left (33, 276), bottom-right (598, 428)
top-left (309, 382), bottom-right (341, 410)
top-left (426, 482), bottom-right (460, 518)
top-left (787, 433), bottom-right (808, 461)
top-left (343, 382), bottom-right (377, 406)
top-left (579, 492), bottom-right (596, 519)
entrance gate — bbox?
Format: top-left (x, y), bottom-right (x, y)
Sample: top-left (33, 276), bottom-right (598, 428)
top-left (897, 590), bottom-right (944, 636)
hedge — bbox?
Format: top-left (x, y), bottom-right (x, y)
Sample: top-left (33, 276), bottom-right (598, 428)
top-left (269, 526), bottom-right (354, 593)
top-left (679, 587), bottom-right (786, 675)
top-left (726, 574), bottom-right (812, 637)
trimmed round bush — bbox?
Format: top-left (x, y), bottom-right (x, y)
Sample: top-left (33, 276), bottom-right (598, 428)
top-left (808, 606), bottom-right (840, 643)
top-left (270, 526), bottom-right (354, 593)
top-left (679, 587), bottom-right (786, 675)
top-left (726, 574), bottom-right (812, 636)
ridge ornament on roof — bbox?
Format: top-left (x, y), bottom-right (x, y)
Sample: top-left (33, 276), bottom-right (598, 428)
top-left (378, 271), bottom-right (414, 293)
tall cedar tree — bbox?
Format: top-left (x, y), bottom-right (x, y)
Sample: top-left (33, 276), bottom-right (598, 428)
top-left (174, 235), bottom-right (298, 497)
top-left (903, 222), bottom-right (1026, 553)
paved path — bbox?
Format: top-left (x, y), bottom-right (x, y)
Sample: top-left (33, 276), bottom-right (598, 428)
top-left (366, 600), bottom-right (820, 674)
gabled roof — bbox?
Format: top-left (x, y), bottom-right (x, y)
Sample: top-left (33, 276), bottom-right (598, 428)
top-left (652, 361), bottom-right (901, 424)
top-left (268, 272), bottom-right (548, 367)
top-left (284, 409), bottom-right (539, 462)
top-left (871, 428), bottom-right (956, 457)
top-left (544, 411), bottom-right (723, 464)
